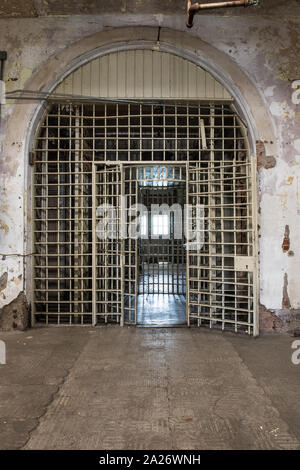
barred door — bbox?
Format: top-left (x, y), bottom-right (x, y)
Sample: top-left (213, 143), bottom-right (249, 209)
top-left (93, 164), bottom-right (124, 324)
top-left (93, 164), bottom-right (139, 325)
top-left (123, 166), bottom-right (139, 324)
top-left (187, 156), bottom-right (258, 335)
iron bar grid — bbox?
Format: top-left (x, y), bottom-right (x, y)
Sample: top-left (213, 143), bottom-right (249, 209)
top-left (33, 102), bottom-right (257, 333)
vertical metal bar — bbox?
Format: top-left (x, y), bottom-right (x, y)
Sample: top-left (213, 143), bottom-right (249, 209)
top-left (186, 162), bottom-right (190, 326)
top-left (31, 164), bottom-right (36, 327)
top-left (73, 106), bottom-right (80, 319)
top-left (233, 115), bottom-right (238, 333)
top-left (235, 112), bottom-right (257, 336)
top-left (120, 163), bottom-right (125, 326)
top-left (44, 114), bottom-right (49, 326)
top-left (92, 163), bottom-right (97, 326)
top-left (134, 166), bottom-right (139, 324)
top-left (220, 106), bottom-right (224, 330)
top-left (210, 104), bottom-right (218, 329)
top-left (251, 154), bottom-right (259, 336)
top-left (208, 108), bottom-right (213, 329)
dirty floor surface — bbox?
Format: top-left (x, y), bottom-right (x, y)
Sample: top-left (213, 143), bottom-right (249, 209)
top-left (0, 327), bottom-right (299, 450)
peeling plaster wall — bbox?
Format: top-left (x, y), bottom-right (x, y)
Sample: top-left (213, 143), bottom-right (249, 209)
top-left (0, 7), bottom-right (299, 323)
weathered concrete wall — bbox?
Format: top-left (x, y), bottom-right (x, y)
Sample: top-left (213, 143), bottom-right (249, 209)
top-left (0, 4), bottom-right (299, 331)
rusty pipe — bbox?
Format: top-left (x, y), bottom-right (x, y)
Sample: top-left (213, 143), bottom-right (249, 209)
top-left (0, 51), bottom-right (7, 81)
top-left (187, 0), bottom-right (259, 28)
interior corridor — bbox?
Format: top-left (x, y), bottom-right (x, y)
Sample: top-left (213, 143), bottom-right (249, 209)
top-left (137, 166), bottom-right (186, 326)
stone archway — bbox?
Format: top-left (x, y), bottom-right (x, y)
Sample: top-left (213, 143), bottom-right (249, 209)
top-left (0, 27), bottom-right (276, 318)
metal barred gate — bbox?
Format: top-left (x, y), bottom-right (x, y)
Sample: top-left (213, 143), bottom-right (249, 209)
top-left (93, 164), bottom-right (139, 326)
top-left (93, 164), bottom-right (123, 325)
top-left (187, 160), bottom-right (258, 335)
top-left (32, 101), bottom-right (258, 334)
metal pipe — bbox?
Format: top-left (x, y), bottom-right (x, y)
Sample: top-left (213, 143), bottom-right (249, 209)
top-left (187, 0), bottom-right (259, 28)
top-left (0, 51), bottom-right (7, 118)
top-left (0, 51), bottom-right (7, 81)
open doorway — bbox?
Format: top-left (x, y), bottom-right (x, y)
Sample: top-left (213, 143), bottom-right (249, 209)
top-left (136, 166), bottom-right (186, 326)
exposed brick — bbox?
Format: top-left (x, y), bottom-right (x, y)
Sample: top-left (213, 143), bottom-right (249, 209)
top-left (0, 292), bottom-right (29, 331)
top-left (256, 141), bottom-right (276, 170)
top-left (275, 309), bottom-right (300, 334)
top-left (259, 304), bottom-right (282, 333)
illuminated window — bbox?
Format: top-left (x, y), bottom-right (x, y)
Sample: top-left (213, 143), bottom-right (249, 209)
top-left (140, 213), bottom-right (148, 237)
top-left (152, 214), bottom-right (169, 236)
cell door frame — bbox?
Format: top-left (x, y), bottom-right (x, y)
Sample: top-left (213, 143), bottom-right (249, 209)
top-left (92, 161), bottom-right (189, 326)
top-left (134, 162), bottom-right (188, 325)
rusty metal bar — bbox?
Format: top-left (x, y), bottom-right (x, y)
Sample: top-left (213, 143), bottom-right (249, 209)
top-left (186, 0), bottom-right (259, 28)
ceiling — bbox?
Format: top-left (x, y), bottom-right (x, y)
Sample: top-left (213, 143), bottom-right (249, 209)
top-left (0, 0), bottom-right (299, 19)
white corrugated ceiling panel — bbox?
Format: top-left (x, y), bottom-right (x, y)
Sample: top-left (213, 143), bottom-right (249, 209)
top-left (54, 50), bottom-right (232, 100)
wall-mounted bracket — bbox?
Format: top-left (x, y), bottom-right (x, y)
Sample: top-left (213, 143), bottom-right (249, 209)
top-left (0, 51), bottom-right (7, 115)
top-left (0, 51), bottom-right (7, 80)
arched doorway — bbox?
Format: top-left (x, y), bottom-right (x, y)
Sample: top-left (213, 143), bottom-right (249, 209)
top-left (31, 49), bottom-right (258, 334)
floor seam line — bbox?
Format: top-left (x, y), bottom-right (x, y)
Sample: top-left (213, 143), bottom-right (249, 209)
top-left (20, 332), bottom-right (91, 450)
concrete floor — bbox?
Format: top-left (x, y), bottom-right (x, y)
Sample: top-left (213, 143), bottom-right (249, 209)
top-left (0, 327), bottom-right (299, 450)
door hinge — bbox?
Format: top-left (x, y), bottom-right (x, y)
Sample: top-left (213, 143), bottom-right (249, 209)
top-left (235, 256), bottom-right (255, 272)
top-left (29, 151), bottom-right (35, 166)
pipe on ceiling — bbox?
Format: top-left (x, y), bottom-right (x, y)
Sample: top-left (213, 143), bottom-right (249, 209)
top-left (186, 0), bottom-right (260, 28)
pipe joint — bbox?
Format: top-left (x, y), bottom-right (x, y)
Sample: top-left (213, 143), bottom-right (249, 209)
top-left (186, 0), bottom-right (260, 28)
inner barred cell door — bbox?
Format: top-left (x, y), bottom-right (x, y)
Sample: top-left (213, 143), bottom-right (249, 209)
top-left (93, 163), bottom-right (138, 325)
top-left (187, 157), bottom-right (258, 335)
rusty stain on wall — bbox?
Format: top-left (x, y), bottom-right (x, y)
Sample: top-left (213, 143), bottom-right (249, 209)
top-left (0, 220), bottom-right (9, 234)
top-left (275, 192), bottom-right (288, 211)
top-left (282, 225), bottom-right (290, 253)
top-left (11, 274), bottom-right (23, 286)
top-left (282, 272), bottom-right (291, 310)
